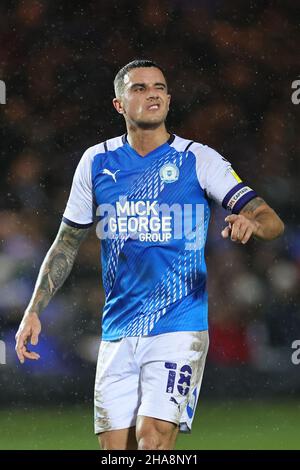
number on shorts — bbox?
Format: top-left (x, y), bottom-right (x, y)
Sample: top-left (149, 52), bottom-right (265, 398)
top-left (177, 364), bottom-right (192, 396)
top-left (164, 362), bottom-right (177, 393)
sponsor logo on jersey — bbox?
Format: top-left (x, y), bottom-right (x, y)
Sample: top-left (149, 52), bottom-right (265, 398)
top-left (102, 168), bottom-right (120, 182)
top-left (159, 163), bottom-right (179, 183)
top-left (96, 196), bottom-right (205, 249)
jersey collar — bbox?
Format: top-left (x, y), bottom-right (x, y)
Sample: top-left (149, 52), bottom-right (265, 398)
top-left (122, 133), bottom-right (175, 159)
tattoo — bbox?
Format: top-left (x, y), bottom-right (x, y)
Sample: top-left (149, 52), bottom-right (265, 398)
top-left (240, 197), bottom-right (266, 214)
top-left (26, 222), bottom-right (89, 315)
top-left (47, 253), bottom-right (69, 293)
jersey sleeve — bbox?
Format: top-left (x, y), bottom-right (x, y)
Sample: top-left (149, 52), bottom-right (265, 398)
top-left (62, 148), bottom-right (94, 228)
top-left (193, 144), bottom-right (257, 214)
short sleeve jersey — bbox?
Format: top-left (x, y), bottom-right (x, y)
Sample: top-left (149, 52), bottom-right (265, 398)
top-left (63, 134), bottom-right (257, 340)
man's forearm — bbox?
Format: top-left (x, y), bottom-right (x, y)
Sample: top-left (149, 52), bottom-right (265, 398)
top-left (241, 197), bottom-right (284, 241)
top-left (26, 222), bottom-right (89, 316)
top-left (252, 209), bottom-right (285, 241)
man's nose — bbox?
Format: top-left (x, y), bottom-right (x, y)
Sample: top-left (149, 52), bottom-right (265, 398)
top-left (146, 89), bottom-right (159, 100)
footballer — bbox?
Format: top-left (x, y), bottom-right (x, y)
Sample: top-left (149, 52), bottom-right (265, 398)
top-left (15, 60), bottom-right (284, 450)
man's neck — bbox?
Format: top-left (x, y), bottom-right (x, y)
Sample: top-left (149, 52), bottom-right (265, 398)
top-left (126, 126), bottom-right (170, 156)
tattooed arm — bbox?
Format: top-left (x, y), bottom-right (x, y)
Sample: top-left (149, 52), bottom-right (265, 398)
top-left (15, 222), bottom-right (90, 363)
top-left (221, 197), bottom-right (285, 244)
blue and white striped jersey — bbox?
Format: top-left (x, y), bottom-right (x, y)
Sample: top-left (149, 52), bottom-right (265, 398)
top-left (63, 134), bottom-right (257, 340)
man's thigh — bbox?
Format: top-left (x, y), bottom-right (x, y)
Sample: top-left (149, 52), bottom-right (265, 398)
top-left (137, 330), bottom-right (209, 431)
top-left (94, 338), bottom-right (140, 435)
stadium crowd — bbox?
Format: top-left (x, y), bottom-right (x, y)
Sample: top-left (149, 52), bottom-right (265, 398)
top-left (0, 0), bottom-right (299, 401)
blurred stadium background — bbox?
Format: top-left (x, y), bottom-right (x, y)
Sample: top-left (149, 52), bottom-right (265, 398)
top-left (0, 0), bottom-right (299, 450)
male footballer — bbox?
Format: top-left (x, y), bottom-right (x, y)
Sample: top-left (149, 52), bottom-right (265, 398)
top-left (15, 60), bottom-right (284, 450)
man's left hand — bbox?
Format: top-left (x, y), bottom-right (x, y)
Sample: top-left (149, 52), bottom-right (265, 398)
top-left (221, 214), bottom-right (259, 244)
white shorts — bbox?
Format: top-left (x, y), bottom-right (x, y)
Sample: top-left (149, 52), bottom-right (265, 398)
top-left (94, 330), bottom-right (209, 434)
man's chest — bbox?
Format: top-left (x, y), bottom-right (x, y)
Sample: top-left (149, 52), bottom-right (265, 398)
top-left (92, 150), bottom-right (204, 207)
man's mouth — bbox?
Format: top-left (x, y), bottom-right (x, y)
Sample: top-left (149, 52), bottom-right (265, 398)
top-left (147, 103), bottom-right (160, 110)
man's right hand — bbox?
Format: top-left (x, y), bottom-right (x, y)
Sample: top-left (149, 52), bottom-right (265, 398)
top-left (15, 312), bottom-right (41, 364)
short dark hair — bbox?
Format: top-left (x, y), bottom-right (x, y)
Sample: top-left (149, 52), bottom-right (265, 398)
top-left (114, 59), bottom-right (166, 98)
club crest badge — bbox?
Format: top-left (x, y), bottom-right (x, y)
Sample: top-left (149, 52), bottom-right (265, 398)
top-left (159, 163), bottom-right (179, 183)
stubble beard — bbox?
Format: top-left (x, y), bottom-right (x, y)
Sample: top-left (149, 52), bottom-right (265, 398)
top-left (135, 119), bottom-right (165, 130)
top-left (131, 111), bottom-right (167, 130)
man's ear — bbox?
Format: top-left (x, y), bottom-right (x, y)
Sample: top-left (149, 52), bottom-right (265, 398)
top-left (113, 97), bottom-right (125, 115)
top-left (167, 93), bottom-right (171, 110)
